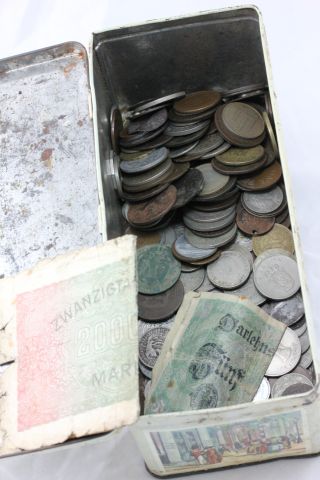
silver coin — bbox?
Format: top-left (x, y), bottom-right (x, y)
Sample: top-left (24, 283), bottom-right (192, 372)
top-left (242, 186), bottom-right (284, 215)
top-left (160, 226), bottom-right (176, 247)
top-left (196, 273), bottom-right (216, 292)
top-left (138, 317), bottom-right (175, 340)
top-left (144, 380), bottom-right (152, 398)
top-left (127, 108), bottom-right (168, 134)
top-left (299, 347), bottom-right (313, 369)
top-left (174, 234), bottom-right (217, 260)
top-left (181, 263), bottom-right (201, 273)
top-left (222, 83), bottom-right (267, 99)
top-left (234, 230), bottom-right (253, 251)
top-left (261, 291), bottom-right (304, 326)
top-left (291, 316), bottom-right (307, 337)
top-left (253, 249), bottom-right (300, 300)
top-left (299, 329), bottom-right (310, 354)
top-left (195, 163), bottom-right (230, 197)
top-left (169, 141), bottom-right (199, 159)
top-left (186, 132), bottom-right (224, 157)
top-left (134, 92), bottom-right (186, 113)
top-left (253, 377), bottom-right (270, 401)
top-left (266, 328), bottom-right (301, 377)
top-left (201, 142), bottom-right (231, 159)
top-left (227, 244), bottom-right (254, 268)
top-left (139, 326), bottom-right (170, 369)
top-left (271, 373), bottom-right (313, 398)
top-left (173, 223), bottom-right (185, 238)
top-left (207, 249), bottom-right (251, 289)
top-left (180, 268), bottom-right (206, 292)
top-left (183, 205), bottom-right (236, 223)
top-left (165, 120), bottom-right (210, 137)
top-left (139, 360), bottom-right (152, 379)
top-left (227, 274), bottom-right (265, 305)
top-left (291, 365), bottom-right (313, 381)
top-left (122, 158), bottom-right (172, 187)
top-left (122, 202), bottom-right (129, 220)
top-left (183, 210), bottom-right (235, 233)
top-left (185, 223), bottom-right (237, 250)
top-left (120, 147), bottom-right (168, 174)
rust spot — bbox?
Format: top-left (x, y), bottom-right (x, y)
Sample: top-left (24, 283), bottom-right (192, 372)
top-left (41, 148), bottom-right (54, 168)
top-left (77, 119), bottom-right (83, 127)
top-left (167, 380), bottom-right (175, 388)
top-left (63, 61), bottom-right (78, 76)
top-left (77, 50), bottom-right (85, 60)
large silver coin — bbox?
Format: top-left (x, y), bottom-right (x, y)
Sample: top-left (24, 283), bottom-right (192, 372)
top-left (227, 274), bottom-right (265, 305)
top-left (271, 373), bottom-right (313, 398)
top-left (299, 347), bottom-right (313, 369)
top-left (291, 316), bottom-right (307, 337)
top-left (196, 273), bottom-right (216, 292)
top-left (183, 205), bottom-right (235, 223)
top-left (253, 249), bottom-right (300, 300)
top-left (183, 210), bottom-right (235, 232)
top-left (185, 223), bottom-right (237, 249)
top-left (266, 328), bottom-right (301, 377)
top-left (299, 329), bottom-right (310, 354)
top-left (242, 186), bottom-right (283, 215)
top-left (139, 326), bottom-right (170, 369)
top-left (227, 244), bottom-right (253, 268)
top-left (180, 268), bottom-right (206, 292)
top-left (195, 163), bottom-right (230, 197)
top-left (120, 147), bottom-right (168, 174)
top-left (253, 377), bottom-right (270, 401)
top-left (261, 291), bottom-right (304, 326)
top-left (174, 234), bottom-right (217, 260)
top-left (207, 249), bottom-right (251, 289)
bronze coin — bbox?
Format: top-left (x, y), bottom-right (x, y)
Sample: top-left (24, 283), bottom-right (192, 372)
top-left (110, 106), bottom-right (123, 154)
top-left (236, 204), bottom-right (275, 236)
top-left (174, 90), bottom-right (222, 114)
top-left (216, 145), bottom-right (265, 166)
top-left (215, 105), bottom-right (265, 147)
top-left (138, 280), bottom-right (184, 322)
top-left (237, 161), bottom-right (282, 191)
top-left (127, 185), bottom-right (177, 226)
top-left (125, 227), bottom-right (161, 248)
top-left (211, 155), bottom-right (267, 175)
top-left (220, 102), bottom-right (265, 139)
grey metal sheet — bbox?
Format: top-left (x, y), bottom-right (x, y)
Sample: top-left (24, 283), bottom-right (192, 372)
top-left (0, 42), bottom-right (102, 276)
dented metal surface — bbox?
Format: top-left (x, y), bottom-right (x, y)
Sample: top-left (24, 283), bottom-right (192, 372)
top-left (0, 43), bottom-right (102, 276)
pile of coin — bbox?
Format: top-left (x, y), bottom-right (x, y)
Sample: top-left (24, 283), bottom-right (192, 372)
top-left (109, 85), bottom-right (314, 408)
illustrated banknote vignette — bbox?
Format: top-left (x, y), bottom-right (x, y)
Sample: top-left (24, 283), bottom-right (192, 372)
top-left (0, 235), bottom-right (139, 455)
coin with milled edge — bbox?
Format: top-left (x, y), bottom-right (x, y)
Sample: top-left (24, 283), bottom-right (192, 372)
top-left (120, 147), bottom-right (168, 174)
top-left (227, 274), bottom-right (265, 305)
top-left (253, 377), bottom-right (270, 401)
top-left (207, 249), bottom-right (251, 289)
top-left (261, 292), bottom-right (304, 326)
top-left (173, 169), bottom-right (204, 209)
top-left (138, 280), bottom-right (184, 321)
top-left (139, 326), bottom-right (170, 369)
top-left (137, 245), bottom-right (181, 294)
top-left (266, 328), bottom-right (301, 377)
top-left (236, 204), bottom-right (275, 236)
top-left (174, 90), bottom-right (222, 114)
top-left (252, 223), bottom-right (294, 256)
top-left (242, 186), bottom-right (284, 215)
top-left (271, 373), bottom-right (313, 398)
top-left (180, 268), bottom-right (206, 292)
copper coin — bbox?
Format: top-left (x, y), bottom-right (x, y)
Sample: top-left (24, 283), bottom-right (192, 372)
top-left (127, 185), bottom-right (177, 226)
top-left (237, 161), bottom-right (282, 191)
top-left (125, 227), bottom-right (161, 248)
top-left (174, 90), bottom-right (222, 114)
top-left (211, 155), bottom-right (267, 175)
top-left (216, 145), bottom-right (265, 166)
top-left (110, 106), bottom-right (123, 154)
top-left (236, 204), bottom-right (275, 236)
top-left (138, 280), bottom-right (184, 322)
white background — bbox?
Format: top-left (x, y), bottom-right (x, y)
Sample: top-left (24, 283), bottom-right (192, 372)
top-left (1, 0), bottom-right (320, 478)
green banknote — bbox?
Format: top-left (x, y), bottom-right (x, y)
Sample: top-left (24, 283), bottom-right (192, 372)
top-left (145, 292), bottom-right (286, 414)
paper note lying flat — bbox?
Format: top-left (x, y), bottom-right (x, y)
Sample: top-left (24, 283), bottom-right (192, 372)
top-left (145, 292), bottom-right (286, 414)
top-left (0, 235), bottom-right (138, 456)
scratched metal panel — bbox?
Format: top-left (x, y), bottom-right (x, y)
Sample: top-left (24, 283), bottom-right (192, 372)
top-left (0, 42), bottom-right (102, 276)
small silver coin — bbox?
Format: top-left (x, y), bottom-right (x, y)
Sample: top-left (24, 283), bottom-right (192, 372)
top-left (183, 210), bottom-right (235, 233)
top-left (180, 268), bottom-right (206, 292)
top-left (253, 377), bottom-right (270, 401)
top-left (195, 163), bottom-right (230, 197)
top-left (169, 141), bottom-right (199, 159)
top-left (266, 328), bottom-right (301, 377)
top-left (133, 92), bottom-right (186, 113)
top-left (201, 142), bottom-right (231, 159)
top-left (227, 273), bottom-right (265, 305)
top-left (299, 329), bottom-right (310, 354)
top-left (139, 361), bottom-right (152, 379)
top-left (139, 326), bottom-right (170, 369)
top-left (207, 249), bottom-right (251, 289)
top-left (261, 292), bottom-right (304, 326)
top-left (165, 120), bottom-right (210, 137)
top-left (174, 234), bottom-right (217, 260)
top-left (299, 347), bottom-right (313, 369)
top-left (291, 316), bottom-right (307, 337)
top-left (185, 223), bottom-right (237, 250)
top-left (253, 249), bottom-right (300, 300)
top-left (196, 273), bottom-right (216, 292)
top-left (242, 186), bottom-right (284, 215)
top-left (120, 147), bottom-right (168, 174)
top-left (271, 373), bottom-right (313, 398)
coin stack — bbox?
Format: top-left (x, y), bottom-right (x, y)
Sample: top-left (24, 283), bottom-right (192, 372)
top-left (109, 85), bottom-right (314, 408)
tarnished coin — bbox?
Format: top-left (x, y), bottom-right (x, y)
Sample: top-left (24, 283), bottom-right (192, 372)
top-left (235, 230), bottom-right (253, 251)
top-left (223, 83), bottom-right (267, 99)
top-left (212, 155), bottom-right (267, 176)
top-left (183, 205), bottom-right (235, 223)
top-left (193, 177), bottom-right (237, 203)
top-left (174, 234), bottom-right (217, 261)
top-left (127, 185), bottom-right (177, 226)
top-left (137, 245), bottom-right (181, 294)
top-left (166, 125), bottom-right (209, 148)
top-left (134, 92), bottom-right (186, 113)
top-left (169, 141), bottom-right (199, 159)
top-left (184, 211), bottom-right (235, 234)
top-left (127, 108), bottom-right (168, 134)
top-left (121, 182), bottom-right (170, 202)
top-left (252, 224), bottom-right (294, 256)
top-left (195, 163), bottom-right (230, 197)
top-left (217, 102), bottom-right (265, 142)
top-left (253, 249), bottom-right (300, 300)
top-left (261, 292), bottom-right (304, 326)
top-left (135, 133), bottom-right (173, 150)
top-left (174, 90), bottom-right (222, 114)
top-left (125, 227), bottom-right (160, 248)
top-left (207, 249), bottom-right (251, 289)
top-left (122, 158), bottom-right (173, 188)
top-left (271, 373), bottom-right (313, 398)
top-left (139, 360), bottom-right (152, 379)
top-left (139, 327), bottom-right (170, 369)
top-left (282, 383), bottom-right (313, 396)
top-left (181, 263), bottom-right (201, 273)
top-left (237, 162), bottom-right (282, 191)
top-left (201, 142), bottom-right (231, 159)
top-left (160, 226), bottom-right (177, 247)
top-left (216, 145), bottom-right (265, 166)
top-left (120, 147), bottom-right (168, 174)
top-left (120, 123), bottom-right (167, 147)
top-left (299, 347), bottom-right (313, 369)
top-left (160, 161), bottom-right (190, 184)
top-left (183, 132), bottom-right (224, 159)
top-left (236, 204), bottom-right (275, 236)
top-left (188, 250), bottom-right (221, 266)
top-left (128, 103), bottom-right (171, 120)
top-left (138, 280), bottom-right (184, 321)
top-left (110, 106), bottom-right (123, 154)
top-left (196, 273), bottom-right (216, 292)
top-left (227, 274), bottom-right (265, 305)
top-left (165, 120), bottom-right (210, 137)
top-left (185, 223), bottom-right (237, 249)
top-left (266, 328), bottom-right (301, 377)
top-left (180, 268), bottom-right (206, 292)
top-left (253, 377), bottom-right (271, 401)
top-left (120, 149), bottom-right (153, 161)
top-left (299, 329), bottom-right (310, 354)
top-left (242, 186), bottom-right (284, 215)
top-left (291, 316), bottom-right (307, 337)
top-left (169, 107), bottom-right (216, 124)
top-left (173, 169), bottom-right (204, 209)
top-left (263, 111), bottom-right (279, 158)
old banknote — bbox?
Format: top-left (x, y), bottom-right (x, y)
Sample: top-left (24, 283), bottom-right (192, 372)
top-left (0, 235), bottom-right (138, 456)
top-left (145, 292), bottom-right (286, 414)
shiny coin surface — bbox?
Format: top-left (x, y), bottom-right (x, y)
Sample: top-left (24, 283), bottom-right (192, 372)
top-left (195, 163), bottom-right (230, 197)
top-left (227, 274), bottom-right (265, 305)
top-left (299, 347), bottom-right (313, 369)
top-left (120, 147), bottom-right (168, 174)
top-left (180, 268), bottom-right (206, 292)
top-left (137, 245), bottom-right (181, 294)
top-left (299, 329), bottom-right (310, 354)
top-left (110, 106), bottom-right (123, 154)
top-left (139, 326), bottom-right (170, 369)
top-left (174, 90), bottom-right (222, 114)
top-left (242, 186), bottom-right (284, 215)
top-left (185, 223), bottom-right (237, 249)
top-left (266, 328), bottom-right (301, 377)
top-left (271, 373), bottom-right (313, 398)
top-left (216, 145), bottom-right (265, 166)
top-left (207, 249), bottom-right (251, 289)
top-left (261, 292), bottom-right (304, 326)
top-left (174, 234), bottom-right (217, 260)
top-left (253, 377), bottom-right (271, 401)
top-left (253, 249), bottom-right (300, 300)
top-left (252, 223), bottom-right (294, 256)
top-left (237, 162), bottom-right (282, 192)
top-left (173, 169), bottom-right (204, 209)
top-left (127, 108), bottom-right (168, 134)
top-left (127, 185), bottom-right (177, 226)
top-left (138, 280), bottom-right (184, 322)
top-left (236, 204), bottom-right (275, 236)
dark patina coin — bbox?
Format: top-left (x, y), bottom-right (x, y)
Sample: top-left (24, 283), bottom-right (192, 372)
top-left (262, 291), bottom-right (304, 326)
top-left (173, 169), bottom-right (204, 209)
top-left (220, 102), bottom-right (265, 139)
top-left (138, 279), bottom-right (184, 321)
top-left (127, 108), bottom-right (168, 134)
top-left (110, 106), bottom-right (123, 154)
top-left (122, 158), bottom-right (173, 190)
top-left (282, 383), bottom-right (313, 396)
top-left (174, 90), bottom-right (222, 114)
top-left (168, 106), bottom-right (216, 123)
top-left (169, 141), bottom-right (199, 159)
top-left (120, 123), bottom-right (167, 148)
top-left (121, 182), bottom-right (170, 202)
top-left (236, 204), bottom-right (275, 235)
top-left (127, 185), bottom-right (177, 226)
top-left (237, 161), bottom-right (282, 191)
top-left (134, 133), bottom-right (173, 151)
top-left (134, 92), bottom-right (186, 113)
top-left (159, 162), bottom-right (190, 185)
